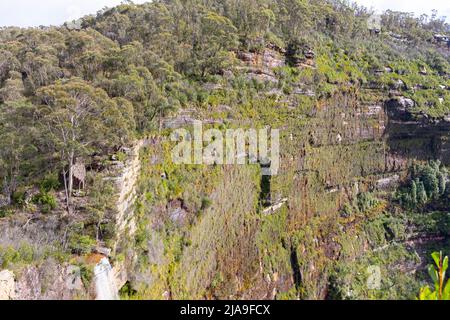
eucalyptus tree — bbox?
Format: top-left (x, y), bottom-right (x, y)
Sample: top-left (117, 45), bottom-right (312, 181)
top-left (36, 78), bottom-right (133, 213)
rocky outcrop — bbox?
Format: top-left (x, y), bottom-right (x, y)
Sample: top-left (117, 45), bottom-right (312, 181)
top-left (262, 198), bottom-right (288, 215)
top-left (2, 46), bottom-right (448, 300)
top-left (0, 137), bottom-right (152, 300)
top-left (0, 270), bottom-right (15, 300)
top-left (237, 48), bottom-right (285, 83)
top-left (12, 262), bottom-right (85, 300)
top-left (109, 139), bottom-right (152, 253)
top-left (386, 96), bottom-right (415, 121)
top-left (385, 99), bottom-right (450, 165)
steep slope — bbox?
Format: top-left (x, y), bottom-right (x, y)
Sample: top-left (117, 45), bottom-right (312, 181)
top-left (0, 0), bottom-right (449, 300)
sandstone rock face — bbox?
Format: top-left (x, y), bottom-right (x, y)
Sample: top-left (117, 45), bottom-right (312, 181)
top-left (102, 138), bottom-right (160, 292)
top-left (262, 49), bottom-right (285, 69)
top-left (15, 267), bottom-right (41, 300)
top-left (112, 261), bottom-right (128, 291)
top-left (237, 48), bottom-right (285, 83)
top-left (0, 270), bottom-right (15, 300)
top-left (238, 49), bottom-right (285, 70)
top-left (112, 140), bottom-right (148, 252)
top-left (398, 97), bottom-right (415, 109)
top-left (14, 262), bottom-right (85, 300)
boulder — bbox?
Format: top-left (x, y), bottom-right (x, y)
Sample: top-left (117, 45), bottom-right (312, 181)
top-left (293, 87), bottom-right (316, 97)
top-left (203, 83), bottom-right (223, 91)
top-left (398, 97), bottom-right (415, 109)
top-left (376, 175), bottom-right (400, 189)
top-left (303, 49), bottom-right (315, 60)
top-left (434, 34), bottom-right (449, 43)
top-left (167, 199), bottom-right (189, 226)
top-left (238, 51), bottom-right (256, 63)
top-left (162, 116), bottom-right (196, 129)
top-left (365, 105), bottom-right (383, 117)
top-left (391, 79), bottom-right (406, 90)
top-left (169, 207), bottom-right (189, 225)
top-left (262, 49), bottom-right (284, 69)
top-left (95, 246), bottom-right (112, 257)
top-left (419, 66), bottom-right (427, 75)
top-left (65, 265), bottom-right (84, 291)
top-left (387, 97), bottom-right (415, 121)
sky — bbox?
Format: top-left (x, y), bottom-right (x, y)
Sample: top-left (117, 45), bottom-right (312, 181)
top-left (0, 0), bottom-right (449, 28)
top-left (0, 0), bottom-right (148, 27)
top-left (354, 0), bottom-right (450, 21)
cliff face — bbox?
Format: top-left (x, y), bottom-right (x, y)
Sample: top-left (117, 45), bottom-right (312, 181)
top-left (0, 139), bottom-right (148, 300)
top-left (1, 0), bottom-right (450, 301)
top-left (110, 139), bottom-right (150, 253)
top-left (108, 51), bottom-right (449, 300)
top-left (386, 98), bottom-right (450, 165)
top-left (1, 48), bottom-right (448, 300)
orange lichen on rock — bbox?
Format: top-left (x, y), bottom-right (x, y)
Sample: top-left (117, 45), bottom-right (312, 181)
top-left (85, 253), bottom-right (106, 265)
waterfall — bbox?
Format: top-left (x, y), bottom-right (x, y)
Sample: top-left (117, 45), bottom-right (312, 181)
top-left (94, 258), bottom-right (119, 300)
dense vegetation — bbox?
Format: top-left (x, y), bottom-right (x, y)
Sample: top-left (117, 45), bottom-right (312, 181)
top-left (1, 0), bottom-right (449, 212)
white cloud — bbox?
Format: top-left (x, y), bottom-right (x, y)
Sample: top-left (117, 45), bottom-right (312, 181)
top-left (0, 0), bottom-right (448, 28)
top-left (0, 0), bottom-right (148, 27)
top-left (353, 0), bottom-right (450, 21)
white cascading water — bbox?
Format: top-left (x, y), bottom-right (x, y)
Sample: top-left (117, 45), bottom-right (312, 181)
top-left (94, 257), bottom-right (119, 300)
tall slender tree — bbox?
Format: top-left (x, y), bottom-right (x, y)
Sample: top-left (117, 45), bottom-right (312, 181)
top-left (36, 78), bottom-right (133, 213)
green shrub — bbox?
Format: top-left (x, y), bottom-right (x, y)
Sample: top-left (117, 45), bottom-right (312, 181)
top-left (40, 173), bottom-right (60, 192)
top-left (0, 207), bottom-right (14, 218)
top-left (200, 197), bottom-right (213, 210)
top-left (115, 151), bottom-right (127, 162)
top-left (32, 192), bottom-right (57, 213)
top-left (0, 246), bottom-right (20, 268)
top-left (0, 243), bottom-right (35, 268)
top-left (419, 251), bottom-right (450, 300)
top-left (78, 263), bottom-right (94, 288)
top-left (68, 234), bottom-right (96, 255)
top-left (396, 161), bottom-right (448, 208)
top-left (12, 191), bottom-right (25, 206)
